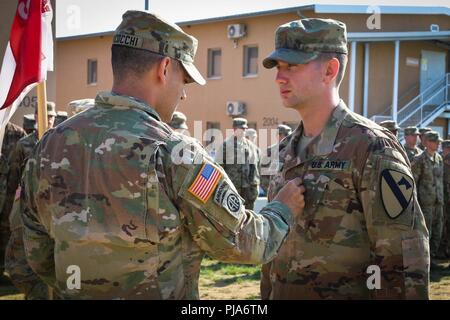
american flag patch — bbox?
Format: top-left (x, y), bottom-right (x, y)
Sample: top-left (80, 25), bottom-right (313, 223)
top-left (188, 162), bottom-right (223, 203)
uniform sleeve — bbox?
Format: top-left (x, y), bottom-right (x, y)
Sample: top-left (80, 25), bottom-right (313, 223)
top-left (4, 143), bottom-right (25, 219)
top-left (410, 155), bottom-right (422, 183)
top-left (22, 154), bottom-right (56, 288)
top-left (359, 139), bottom-right (429, 299)
top-left (170, 149), bottom-right (293, 265)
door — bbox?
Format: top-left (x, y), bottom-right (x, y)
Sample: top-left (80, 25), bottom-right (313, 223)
top-left (420, 50), bottom-right (447, 106)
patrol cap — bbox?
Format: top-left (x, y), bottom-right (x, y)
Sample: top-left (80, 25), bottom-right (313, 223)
top-left (46, 101), bottom-right (57, 117)
top-left (55, 111), bottom-right (69, 126)
top-left (442, 140), bottom-right (450, 149)
top-left (113, 10), bottom-right (205, 85)
top-left (263, 18), bottom-right (348, 69)
top-left (277, 124), bottom-right (292, 137)
top-left (23, 114), bottom-right (36, 130)
top-left (424, 131), bottom-right (442, 142)
top-left (169, 111), bottom-right (188, 129)
top-left (69, 99), bottom-right (95, 115)
top-left (379, 120), bottom-right (400, 131)
top-left (419, 127), bottom-right (432, 135)
top-left (245, 128), bottom-right (257, 138)
top-left (232, 118), bottom-right (248, 129)
top-left (404, 126), bottom-right (419, 136)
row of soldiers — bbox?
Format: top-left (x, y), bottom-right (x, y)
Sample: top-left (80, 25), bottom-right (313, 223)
top-left (380, 120), bottom-right (450, 262)
top-left (0, 100), bottom-right (94, 298)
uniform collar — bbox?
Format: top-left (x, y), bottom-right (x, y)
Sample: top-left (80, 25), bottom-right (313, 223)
top-left (95, 91), bottom-right (162, 121)
top-left (284, 100), bottom-right (348, 169)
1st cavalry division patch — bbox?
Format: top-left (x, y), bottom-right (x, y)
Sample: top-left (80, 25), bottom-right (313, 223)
top-left (188, 162), bottom-right (222, 203)
top-left (380, 169), bottom-right (414, 219)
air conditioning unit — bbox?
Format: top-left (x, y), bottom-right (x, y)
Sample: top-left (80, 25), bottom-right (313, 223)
top-left (226, 101), bottom-right (246, 116)
top-left (227, 24), bottom-right (246, 39)
top-left (430, 24), bottom-right (439, 32)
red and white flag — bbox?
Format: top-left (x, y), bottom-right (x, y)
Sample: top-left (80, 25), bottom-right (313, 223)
top-left (0, 0), bottom-right (53, 154)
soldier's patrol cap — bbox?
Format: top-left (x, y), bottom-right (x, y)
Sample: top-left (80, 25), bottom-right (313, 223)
top-left (404, 126), bottom-right (419, 136)
top-left (46, 102), bottom-right (57, 117)
top-left (424, 131), bottom-right (442, 142)
top-left (232, 118), bottom-right (248, 129)
top-left (169, 111), bottom-right (188, 129)
top-left (23, 114), bottom-right (36, 130)
top-left (69, 99), bottom-right (95, 114)
top-left (277, 124), bottom-right (292, 137)
top-left (442, 140), bottom-right (450, 149)
top-left (113, 10), bottom-right (206, 85)
top-left (419, 127), bottom-right (432, 135)
top-left (245, 128), bottom-right (257, 138)
top-left (263, 18), bottom-right (348, 69)
top-left (379, 120), bottom-right (400, 131)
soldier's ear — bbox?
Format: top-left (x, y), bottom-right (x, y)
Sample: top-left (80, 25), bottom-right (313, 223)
top-left (322, 58), bottom-right (339, 86)
top-left (156, 57), bottom-right (171, 84)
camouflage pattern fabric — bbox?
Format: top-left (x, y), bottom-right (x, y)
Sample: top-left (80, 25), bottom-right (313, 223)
top-left (3, 131), bottom-right (48, 299)
top-left (22, 91), bottom-right (293, 299)
top-left (261, 101), bottom-right (429, 299)
top-left (0, 122), bottom-right (26, 276)
top-left (113, 11), bottom-right (205, 85)
top-left (261, 143), bottom-right (281, 195)
top-left (216, 136), bottom-right (261, 210)
top-left (263, 18), bottom-right (347, 68)
top-left (403, 144), bottom-right (422, 163)
top-left (438, 153), bottom-right (450, 257)
top-left (411, 151), bottom-right (444, 258)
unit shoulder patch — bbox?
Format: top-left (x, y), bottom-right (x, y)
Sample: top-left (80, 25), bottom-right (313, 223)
top-left (380, 168), bottom-right (414, 219)
top-left (214, 180), bottom-right (242, 218)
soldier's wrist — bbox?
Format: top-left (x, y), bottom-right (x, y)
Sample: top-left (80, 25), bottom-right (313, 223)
top-left (262, 201), bottom-right (294, 226)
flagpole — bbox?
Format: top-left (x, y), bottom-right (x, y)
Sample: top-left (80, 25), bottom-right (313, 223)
top-left (36, 81), bottom-right (48, 139)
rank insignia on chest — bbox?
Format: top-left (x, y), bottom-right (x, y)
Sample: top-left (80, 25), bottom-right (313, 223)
top-left (380, 169), bottom-right (414, 219)
top-left (188, 162), bottom-right (223, 203)
top-left (309, 160), bottom-right (351, 171)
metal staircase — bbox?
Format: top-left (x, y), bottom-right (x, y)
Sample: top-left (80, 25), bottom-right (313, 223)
top-left (371, 73), bottom-right (450, 141)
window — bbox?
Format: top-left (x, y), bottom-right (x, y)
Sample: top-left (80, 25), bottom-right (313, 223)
top-left (87, 59), bottom-right (98, 85)
top-left (207, 49), bottom-right (222, 78)
top-left (243, 46), bottom-right (258, 76)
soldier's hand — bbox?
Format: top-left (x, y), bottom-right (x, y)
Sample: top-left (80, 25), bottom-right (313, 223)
top-left (273, 177), bottom-right (305, 218)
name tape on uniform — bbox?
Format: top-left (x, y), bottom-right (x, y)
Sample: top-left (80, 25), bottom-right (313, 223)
top-left (309, 160), bottom-right (351, 171)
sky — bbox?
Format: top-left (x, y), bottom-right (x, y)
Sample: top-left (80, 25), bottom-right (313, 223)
top-left (56, 0), bottom-right (450, 38)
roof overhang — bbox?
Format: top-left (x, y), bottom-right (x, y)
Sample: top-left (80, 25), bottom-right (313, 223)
top-left (348, 31), bottom-right (450, 42)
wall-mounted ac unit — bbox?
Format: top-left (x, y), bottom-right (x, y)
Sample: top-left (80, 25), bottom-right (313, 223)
top-left (430, 24), bottom-right (439, 32)
top-left (227, 24), bottom-right (246, 39)
top-left (226, 101), bottom-right (246, 116)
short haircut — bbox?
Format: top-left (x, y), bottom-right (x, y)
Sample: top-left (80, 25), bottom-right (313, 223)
top-left (111, 45), bottom-right (165, 80)
top-left (316, 52), bottom-right (348, 87)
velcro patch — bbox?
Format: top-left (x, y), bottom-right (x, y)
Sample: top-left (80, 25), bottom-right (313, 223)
top-left (309, 160), bottom-right (350, 171)
top-left (380, 169), bottom-right (414, 219)
top-left (214, 181), bottom-right (242, 218)
top-left (188, 162), bottom-right (222, 203)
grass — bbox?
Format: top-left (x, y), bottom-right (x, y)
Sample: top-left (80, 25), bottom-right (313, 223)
top-left (1, 258), bottom-right (449, 300)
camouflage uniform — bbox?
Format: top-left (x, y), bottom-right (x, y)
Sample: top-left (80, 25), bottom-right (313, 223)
top-left (261, 124), bottom-right (292, 195)
top-left (437, 141), bottom-right (450, 258)
top-left (260, 18), bottom-right (429, 299)
top-left (0, 122), bottom-right (26, 277)
top-left (4, 132), bottom-right (48, 299)
top-left (216, 119), bottom-right (261, 210)
top-left (21, 11), bottom-right (293, 300)
top-left (411, 132), bottom-right (443, 258)
top-left (379, 120), bottom-right (399, 137)
top-left (403, 126), bottom-right (421, 163)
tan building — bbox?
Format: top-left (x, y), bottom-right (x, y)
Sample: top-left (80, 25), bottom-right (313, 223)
top-left (53, 5), bottom-right (450, 143)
